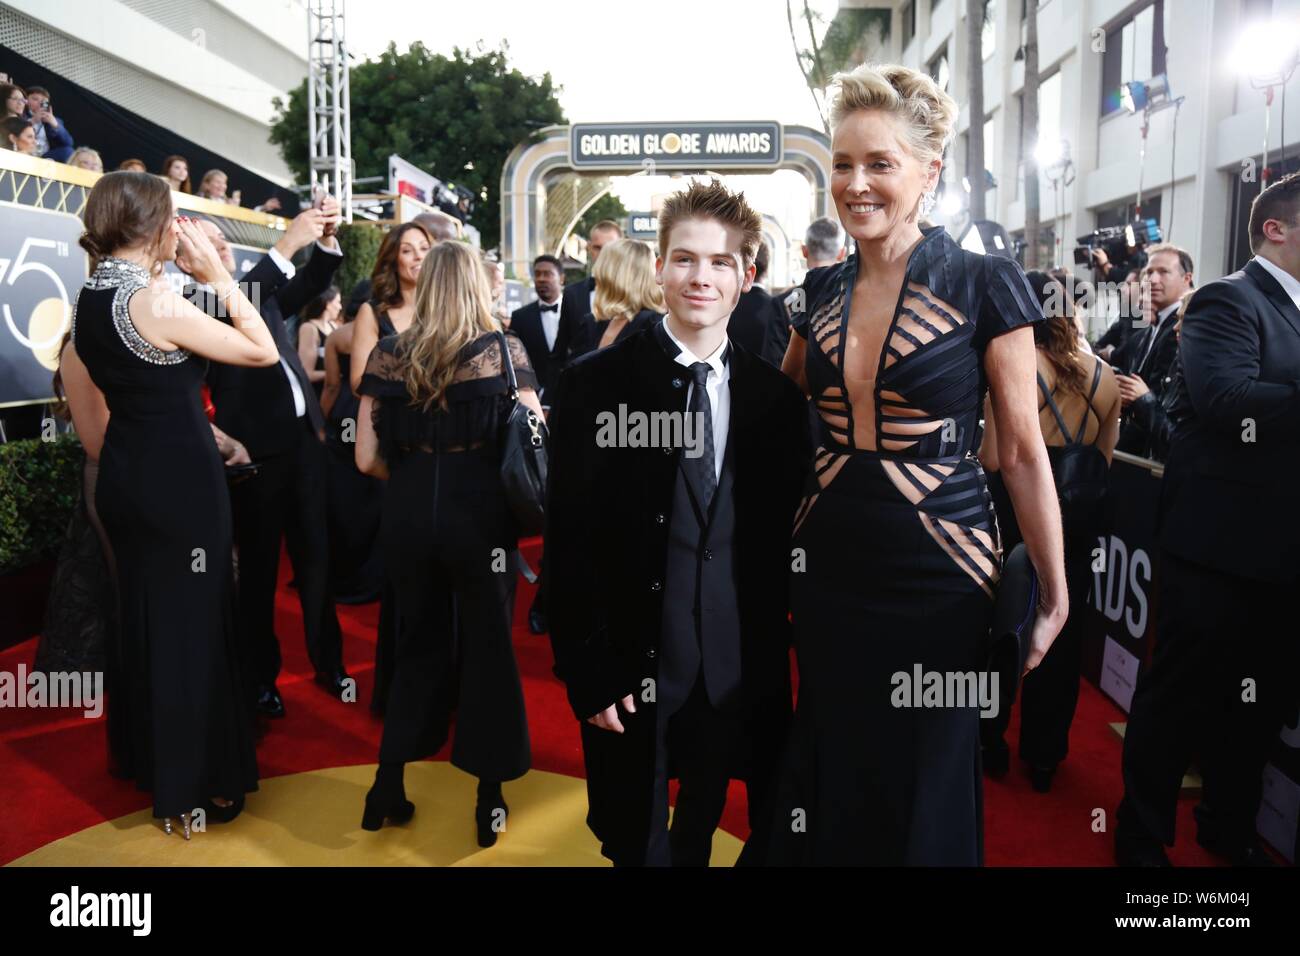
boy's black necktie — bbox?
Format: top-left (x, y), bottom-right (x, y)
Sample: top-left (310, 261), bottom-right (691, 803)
top-left (686, 361), bottom-right (716, 509)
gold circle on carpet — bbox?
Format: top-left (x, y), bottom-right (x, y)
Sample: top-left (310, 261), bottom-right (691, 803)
top-left (9, 763), bottom-right (743, 867)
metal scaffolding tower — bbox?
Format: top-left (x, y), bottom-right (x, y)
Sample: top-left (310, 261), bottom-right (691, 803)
top-left (306, 0), bottom-right (352, 221)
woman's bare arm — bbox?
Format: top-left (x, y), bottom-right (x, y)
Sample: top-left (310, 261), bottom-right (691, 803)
top-left (354, 394), bottom-right (388, 479)
top-left (321, 327), bottom-right (344, 418)
top-left (781, 334), bottom-right (808, 396)
top-left (59, 342), bottom-right (110, 462)
top-left (298, 322), bottom-right (326, 383)
top-left (350, 304), bottom-right (379, 394)
top-left (985, 327), bottom-right (1068, 673)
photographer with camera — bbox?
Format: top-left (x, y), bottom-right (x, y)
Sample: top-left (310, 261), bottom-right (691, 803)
top-left (23, 86), bottom-right (74, 162)
top-left (1085, 245), bottom-right (1131, 284)
top-left (1113, 244), bottom-right (1193, 455)
top-left (1095, 268), bottom-right (1142, 362)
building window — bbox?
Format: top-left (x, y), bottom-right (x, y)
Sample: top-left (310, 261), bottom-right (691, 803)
top-left (982, 0), bottom-right (998, 61)
top-left (1037, 71), bottom-right (1062, 160)
top-left (1095, 195), bottom-right (1163, 233)
top-left (1100, 1), bottom-right (1166, 116)
top-left (985, 115), bottom-right (996, 178)
top-left (902, 1), bottom-right (917, 49)
top-left (1012, 225), bottom-right (1056, 269)
top-left (1016, 71), bottom-right (1062, 198)
top-left (928, 45), bottom-right (950, 92)
top-left (962, 114), bottom-right (997, 192)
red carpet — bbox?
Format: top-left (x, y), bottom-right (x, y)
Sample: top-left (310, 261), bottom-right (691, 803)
top-left (0, 538), bottom-right (1228, 866)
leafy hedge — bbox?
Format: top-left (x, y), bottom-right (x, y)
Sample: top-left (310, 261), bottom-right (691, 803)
top-left (0, 434), bottom-right (83, 574)
top-left (335, 223), bottom-right (384, 301)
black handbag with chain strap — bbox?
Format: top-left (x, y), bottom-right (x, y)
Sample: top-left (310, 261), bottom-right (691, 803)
top-left (495, 330), bottom-right (548, 535)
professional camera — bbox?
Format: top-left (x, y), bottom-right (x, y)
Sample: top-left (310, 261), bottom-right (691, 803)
top-left (1073, 218), bottom-right (1162, 273)
top-left (434, 181), bottom-right (476, 223)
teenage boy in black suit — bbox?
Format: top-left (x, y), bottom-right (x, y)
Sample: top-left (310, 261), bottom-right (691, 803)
top-left (546, 180), bottom-right (810, 866)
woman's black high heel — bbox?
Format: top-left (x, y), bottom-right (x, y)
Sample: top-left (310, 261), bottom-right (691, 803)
top-left (475, 780), bottom-right (508, 848)
top-left (361, 762), bottom-right (414, 831)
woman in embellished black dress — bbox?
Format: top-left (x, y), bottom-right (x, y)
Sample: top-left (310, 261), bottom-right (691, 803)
top-left (354, 241), bottom-right (543, 847)
top-left (72, 172), bottom-right (280, 837)
top-left (747, 65), bottom-right (1068, 865)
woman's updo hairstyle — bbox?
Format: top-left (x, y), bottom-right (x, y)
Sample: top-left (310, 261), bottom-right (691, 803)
top-left (80, 171), bottom-right (175, 274)
top-left (829, 63), bottom-right (958, 165)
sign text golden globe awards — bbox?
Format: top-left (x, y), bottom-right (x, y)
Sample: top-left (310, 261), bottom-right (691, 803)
top-left (570, 122), bottom-right (782, 170)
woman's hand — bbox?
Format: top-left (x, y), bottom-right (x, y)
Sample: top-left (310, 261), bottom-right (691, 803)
top-left (1023, 594), bottom-right (1068, 675)
top-left (176, 217), bottom-right (230, 287)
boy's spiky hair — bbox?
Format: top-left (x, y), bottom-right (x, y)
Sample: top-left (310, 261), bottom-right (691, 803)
top-left (657, 179), bottom-right (764, 266)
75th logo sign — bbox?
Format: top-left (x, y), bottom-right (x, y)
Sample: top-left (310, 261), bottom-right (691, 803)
top-left (0, 204), bottom-right (87, 406)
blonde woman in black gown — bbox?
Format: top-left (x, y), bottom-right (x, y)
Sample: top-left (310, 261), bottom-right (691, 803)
top-left (72, 171), bottom-right (279, 837)
top-left (749, 64), bottom-right (1068, 865)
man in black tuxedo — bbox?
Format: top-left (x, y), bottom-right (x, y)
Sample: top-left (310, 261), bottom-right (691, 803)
top-left (1113, 244), bottom-right (1193, 454)
top-left (724, 240), bottom-right (783, 368)
top-left (531, 224), bottom-right (622, 637)
top-left (1116, 174), bottom-right (1300, 866)
top-left (766, 217), bottom-right (848, 368)
top-left (181, 202), bottom-right (350, 719)
top-left (546, 180), bottom-right (810, 866)
top-left (510, 255), bottom-right (570, 402)
top-left (559, 219), bottom-right (622, 339)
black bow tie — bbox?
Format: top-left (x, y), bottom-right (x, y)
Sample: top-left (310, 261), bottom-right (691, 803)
top-left (539, 302), bottom-right (559, 313)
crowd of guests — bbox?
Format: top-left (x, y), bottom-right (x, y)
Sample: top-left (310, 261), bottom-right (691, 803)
top-left (40, 59), bottom-right (1300, 868)
top-left (2, 71), bottom-right (281, 211)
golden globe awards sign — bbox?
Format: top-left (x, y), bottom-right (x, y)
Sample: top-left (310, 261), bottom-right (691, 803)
top-left (571, 122), bottom-right (782, 170)
top-left (626, 212), bottom-right (659, 241)
top-left (0, 206), bottom-right (86, 407)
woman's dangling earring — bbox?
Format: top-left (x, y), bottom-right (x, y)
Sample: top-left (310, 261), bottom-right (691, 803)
top-left (918, 189), bottom-right (938, 219)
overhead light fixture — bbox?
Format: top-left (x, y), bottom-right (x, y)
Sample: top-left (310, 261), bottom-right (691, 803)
top-left (1230, 21), bottom-right (1300, 88)
top-left (1033, 138), bottom-right (1063, 167)
top-left (1121, 73), bottom-right (1172, 114)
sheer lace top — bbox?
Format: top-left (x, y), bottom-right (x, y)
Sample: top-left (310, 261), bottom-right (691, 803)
top-left (356, 330), bottom-right (538, 462)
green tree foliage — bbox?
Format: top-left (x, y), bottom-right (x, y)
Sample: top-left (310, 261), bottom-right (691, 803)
top-left (808, 8), bottom-right (892, 87)
top-left (575, 192), bottom-right (629, 241)
top-left (332, 223), bottom-right (385, 299)
top-left (0, 434), bottom-right (83, 573)
top-left (270, 41), bottom-right (566, 249)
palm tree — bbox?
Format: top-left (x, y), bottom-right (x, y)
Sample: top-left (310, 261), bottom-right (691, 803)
top-left (1023, 1), bottom-right (1041, 268)
top-left (786, 1), bottom-right (893, 134)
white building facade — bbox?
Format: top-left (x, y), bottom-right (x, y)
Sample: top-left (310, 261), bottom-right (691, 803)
top-left (0, 0), bottom-right (307, 183)
top-left (864, 0), bottom-right (1300, 290)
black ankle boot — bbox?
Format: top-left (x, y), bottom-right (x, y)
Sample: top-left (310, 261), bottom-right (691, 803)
top-left (1029, 761), bottom-right (1057, 793)
top-left (362, 762), bottom-right (415, 831)
top-left (475, 780), bottom-right (508, 848)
